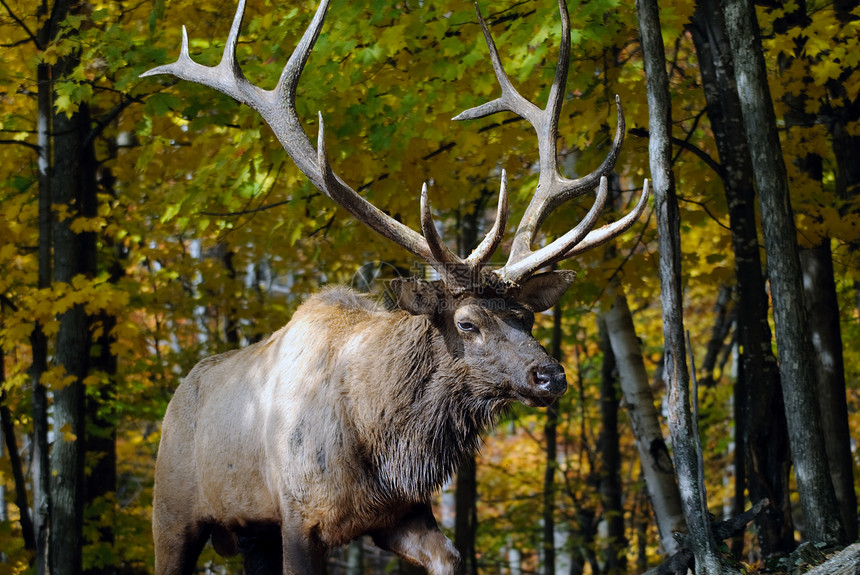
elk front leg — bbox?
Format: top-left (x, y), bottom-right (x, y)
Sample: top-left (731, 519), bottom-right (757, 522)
top-left (371, 503), bottom-right (463, 575)
top-left (281, 513), bottom-right (327, 575)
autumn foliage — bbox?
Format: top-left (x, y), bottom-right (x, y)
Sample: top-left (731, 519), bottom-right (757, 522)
top-left (1, 0), bottom-right (858, 572)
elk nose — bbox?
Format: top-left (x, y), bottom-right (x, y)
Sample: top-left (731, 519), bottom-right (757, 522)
top-left (533, 364), bottom-right (567, 396)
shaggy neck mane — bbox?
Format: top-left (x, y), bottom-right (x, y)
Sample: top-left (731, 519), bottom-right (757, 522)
top-left (367, 311), bottom-right (508, 502)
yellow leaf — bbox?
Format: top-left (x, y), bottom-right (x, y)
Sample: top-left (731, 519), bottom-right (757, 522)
top-left (811, 60), bottom-right (842, 85)
top-left (59, 423), bottom-right (78, 443)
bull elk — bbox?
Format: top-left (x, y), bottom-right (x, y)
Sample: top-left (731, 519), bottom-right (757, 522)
top-left (141, 0), bottom-right (648, 571)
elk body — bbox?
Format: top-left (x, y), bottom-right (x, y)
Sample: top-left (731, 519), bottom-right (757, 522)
top-left (142, 0), bottom-right (648, 572)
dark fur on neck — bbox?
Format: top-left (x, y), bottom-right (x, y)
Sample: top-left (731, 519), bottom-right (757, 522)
top-left (363, 313), bottom-right (509, 502)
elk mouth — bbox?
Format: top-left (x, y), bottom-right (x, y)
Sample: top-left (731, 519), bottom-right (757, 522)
top-left (516, 366), bottom-right (567, 407)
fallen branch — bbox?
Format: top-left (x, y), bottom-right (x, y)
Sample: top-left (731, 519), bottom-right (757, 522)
top-left (642, 498), bottom-right (770, 575)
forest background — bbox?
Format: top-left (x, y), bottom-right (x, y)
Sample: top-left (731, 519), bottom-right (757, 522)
top-left (1, 0), bottom-right (859, 572)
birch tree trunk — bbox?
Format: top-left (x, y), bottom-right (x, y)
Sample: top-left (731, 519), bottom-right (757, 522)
top-left (604, 291), bottom-right (684, 555)
top-left (636, 0), bottom-right (736, 571)
top-left (721, 0), bottom-right (845, 545)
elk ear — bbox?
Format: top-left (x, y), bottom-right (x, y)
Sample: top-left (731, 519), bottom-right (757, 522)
top-left (389, 277), bottom-right (442, 316)
top-left (516, 270), bottom-right (576, 312)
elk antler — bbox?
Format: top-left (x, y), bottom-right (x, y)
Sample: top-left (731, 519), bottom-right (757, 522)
top-left (142, 0), bottom-right (647, 293)
top-left (141, 0), bottom-right (507, 291)
top-left (454, 0), bottom-right (650, 287)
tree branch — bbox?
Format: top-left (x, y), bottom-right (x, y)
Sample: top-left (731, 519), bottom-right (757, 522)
top-left (629, 127), bottom-right (723, 176)
top-left (84, 95), bottom-right (145, 148)
top-left (0, 139), bottom-right (41, 152)
top-left (0, 0), bottom-right (40, 48)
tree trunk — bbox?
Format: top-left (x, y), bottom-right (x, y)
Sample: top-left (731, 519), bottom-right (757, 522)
top-left (0, 346), bottom-right (36, 551)
top-left (32, 2), bottom-right (53, 570)
top-left (452, 199), bottom-right (482, 575)
top-left (775, 0), bottom-right (857, 541)
top-left (596, 317), bottom-right (627, 574)
top-left (823, 4), bottom-right (860, 543)
top-left (543, 302), bottom-right (565, 575)
top-left (731, 362), bottom-right (745, 559)
top-left (604, 291), bottom-right (684, 555)
top-left (544, 404), bottom-right (557, 575)
top-left (454, 456), bottom-right (477, 575)
top-left (635, 477), bottom-right (651, 573)
top-left (721, 0), bottom-right (845, 545)
top-left (636, 0), bottom-right (735, 571)
top-left (696, 285), bottom-right (734, 389)
top-left (688, 0), bottom-right (795, 554)
top-left (51, 36), bottom-right (97, 569)
top-left (84, 166), bottom-right (123, 575)
top-left (85, 315), bottom-right (118, 575)
top-left (50, 101), bottom-right (92, 575)
top-left (830, 120), bottom-right (860, 323)
top-left (346, 538), bottom-right (364, 575)
top-left (222, 246), bottom-right (242, 348)
top-left (800, 240), bottom-right (857, 541)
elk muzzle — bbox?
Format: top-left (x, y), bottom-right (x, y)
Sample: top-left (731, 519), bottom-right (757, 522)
top-left (520, 363), bottom-right (567, 406)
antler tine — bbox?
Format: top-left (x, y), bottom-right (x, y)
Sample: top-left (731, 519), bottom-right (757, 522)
top-left (505, 97), bottom-right (626, 265)
top-left (277, 0), bottom-right (331, 107)
top-left (562, 179), bottom-right (650, 258)
top-left (420, 183), bottom-right (467, 282)
top-left (418, 171), bottom-right (509, 287)
top-left (545, 0), bottom-right (571, 143)
top-left (498, 176), bottom-right (611, 283)
top-left (140, 0), bottom-right (263, 105)
top-left (452, 5), bottom-right (541, 125)
top-left (464, 170), bottom-right (509, 267)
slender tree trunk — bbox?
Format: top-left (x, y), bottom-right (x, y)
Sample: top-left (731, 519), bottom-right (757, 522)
top-left (347, 538), bottom-right (364, 575)
top-left (51, 17), bottom-right (98, 561)
top-left (568, 346), bottom-right (600, 575)
top-left (731, 361), bottom-right (745, 560)
top-left (830, 120), bottom-right (860, 323)
top-left (543, 303), bottom-right (563, 575)
top-left (33, 2), bottom-right (53, 570)
top-left (775, 0), bottom-right (858, 541)
top-left (635, 484), bottom-right (650, 573)
top-left (454, 456), bottom-right (477, 575)
top-left (596, 317), bottom-right (626, 574)
top-left (51, 100), bottom-right (92, 575)
top-left (84, 166), bottom-right (123, 575)
top-left (799, 241), bottom-right (857, 541)
top-left (604, 290), bottom-right (684, 555)
top-left (721, 0), bottom-right (845, 545)
top-left (454, 204), bottom-right (480, 575)
top-left (831, 126), bottom-right (860, 541)
top-left (823, 4), bottom-right (860, 543)
top-left (85, 315), bottom-right (118, 575)
top-left (0, 346), bottom-right (36, 551)
top-left (544, 405), bottom-right (557, 575)
top-left (696, 285), bottom-right (733, 388)
top-left (636, 0), bottom-right (734, 571)
top-left (688, 0), bottom-right (795, 553)
top-left (222, 246), bottom-right (241, 348)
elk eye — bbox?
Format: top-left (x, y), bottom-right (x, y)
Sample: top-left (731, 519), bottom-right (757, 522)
top-left (457, 321), bottom-right (478, 333)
